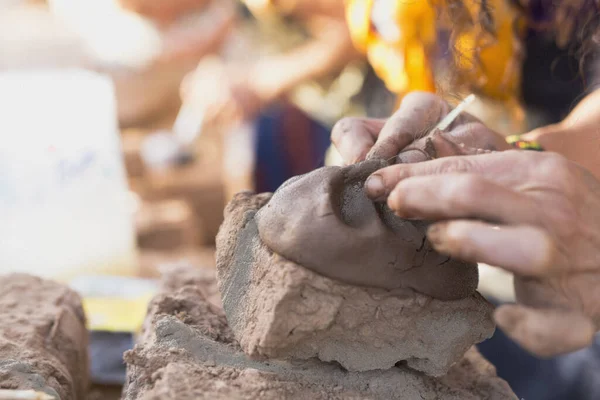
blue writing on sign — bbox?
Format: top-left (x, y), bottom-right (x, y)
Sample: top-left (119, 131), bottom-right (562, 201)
top-left (57, 150), bottom-right (97, 185)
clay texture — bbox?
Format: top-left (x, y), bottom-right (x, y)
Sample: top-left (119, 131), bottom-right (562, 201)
top-left (216, 192), bottom-right (495, 375)
top-left (124, 265), bottom-right (517, 400)
top-left (0, 274), bottom-right (89, 400)
top-left (256, 160), bottom-right (478, 301)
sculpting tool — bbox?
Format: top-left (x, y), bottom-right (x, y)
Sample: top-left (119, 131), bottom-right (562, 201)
top-left (434, 94), bottom-right (476, 131)
top-left (390, 94), bottom-right (477, 165)
top-left (0, 390), bottom-right (55, 400)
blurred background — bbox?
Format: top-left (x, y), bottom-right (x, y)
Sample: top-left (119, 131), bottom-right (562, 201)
top-left (0, 0), bottom-right (598, 399)
top-left (0, 0), bottom-right (396, 397)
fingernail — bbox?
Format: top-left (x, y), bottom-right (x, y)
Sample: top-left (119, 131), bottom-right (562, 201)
top-left (365, 175), bottom-right (385, 200)
top-left (352, 150), bottom-right (369, 164)
top-left (427, 224), bottom-right (446, 246)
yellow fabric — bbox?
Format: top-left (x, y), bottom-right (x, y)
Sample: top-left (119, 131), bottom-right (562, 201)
top-left (345, 0), bottom-right (525, 103)
top-left (83, 295), bottom-right (153, 333)
top-left (346, 0), bottom-right (436, 94)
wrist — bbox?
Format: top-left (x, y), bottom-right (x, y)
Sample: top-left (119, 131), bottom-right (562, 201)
top-left (518, 122), bottom-right (573, 153)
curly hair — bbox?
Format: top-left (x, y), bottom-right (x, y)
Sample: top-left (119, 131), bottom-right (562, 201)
top-left (433, 0), bottom-right (600, 101)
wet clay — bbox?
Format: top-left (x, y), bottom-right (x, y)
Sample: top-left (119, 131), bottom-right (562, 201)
top-left (216, 192), bottom-right (495, 374)
top-left (0, 274), bottom-right (89, 400)
top-left (124, 264), bottom-right (517, 400)
top-left (256, 157), bottom-right (478, 301)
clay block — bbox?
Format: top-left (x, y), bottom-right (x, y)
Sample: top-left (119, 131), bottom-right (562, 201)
top-left (123, 267), bottom-right (516, 400)
top-left (156, 262), bottom-right (222, 310)
top-left (216, 192), bottom-right (496, 376)
top-left (136, 199), bottom-right (203, 250)
top-left (0, 274), bottom-right (89, 400)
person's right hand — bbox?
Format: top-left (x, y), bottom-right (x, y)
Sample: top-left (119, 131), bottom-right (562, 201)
top-left (364, 150), bottom-right (600, 357)
top-left (331, 92), bottom-right (511, 165)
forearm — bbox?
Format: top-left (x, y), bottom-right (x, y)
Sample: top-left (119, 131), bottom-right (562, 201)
top-left (120, 0), bottom-right (213, 24)
top-left (523, 89), bottom-right (600, 179)
top-left (251, 21), bottom-right (361, 101)
top-left (158, 2), bottom-right (236, 63)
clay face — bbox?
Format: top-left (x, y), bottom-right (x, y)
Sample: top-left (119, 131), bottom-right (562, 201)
top-left (255, 159), bottom-right (478, 301)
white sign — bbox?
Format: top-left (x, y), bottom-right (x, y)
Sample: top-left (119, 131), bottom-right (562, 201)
top-left (0, 69), bottom-right (137, 279)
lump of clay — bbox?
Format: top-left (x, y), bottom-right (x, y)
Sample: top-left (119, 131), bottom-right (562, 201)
top-left (256, 159), bottom-right (478, 301)
top-left (0, 274), bottom-right (89, 400)
top-left (124, 264), bottom-right (517, 400)
top-left (216, 191), bottom-right (495, 375)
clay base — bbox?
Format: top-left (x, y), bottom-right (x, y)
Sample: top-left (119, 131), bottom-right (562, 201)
top-left (123, 267), bottom-right (516, 400)
top-left (216, 192), bottom-right (496, 375)
top-left (0, 274), bottom-right (89, 400)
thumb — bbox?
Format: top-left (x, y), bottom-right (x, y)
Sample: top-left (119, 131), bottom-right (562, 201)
top-left (367, 92), bottom-right (450, 161)
top-left (495, 304), bottom-right (596, 357)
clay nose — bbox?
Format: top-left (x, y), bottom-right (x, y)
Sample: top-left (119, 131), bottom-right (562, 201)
top-left (328, 173), bottom-right (380, 230)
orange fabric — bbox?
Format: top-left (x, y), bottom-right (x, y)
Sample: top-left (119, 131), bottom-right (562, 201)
top-left (346, 0), bottom-right (436, 94)
top-left (345, 0), bottom-right (525, 103)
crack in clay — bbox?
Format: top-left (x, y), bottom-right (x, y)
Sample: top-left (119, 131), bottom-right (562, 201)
top-left (387, 253), bottom-right (400, 268)
top-left (416, 236), bottom-right (427, 253)
top-left (153, 317), bottom-right (449, 396)
top-left (439, 257), bottom-right (453, 266)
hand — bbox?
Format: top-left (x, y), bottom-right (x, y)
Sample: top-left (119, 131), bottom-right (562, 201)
top-left (364, 150), bottom-right (600, 357)
top-left (118, 0), bottom-right (211, 24)
top-left (331, 92), bottom-right (511, 165)
top-left (181, 60), bottom-right (268, 128)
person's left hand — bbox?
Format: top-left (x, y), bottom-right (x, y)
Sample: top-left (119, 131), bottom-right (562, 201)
top-left (181, 60), bottom-right (269, 128)
top-left (364, 150), bottom-right (600, 357)
top-left (331, 92), bottom-right (511, 165)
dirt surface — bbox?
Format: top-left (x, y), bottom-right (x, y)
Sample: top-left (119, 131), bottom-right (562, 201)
top-left (216, 191), bottom-right (495, 375)
top-left (123, 266), bottom-right (516, 400)
top-left (0, 274), bottom-right (89, 400)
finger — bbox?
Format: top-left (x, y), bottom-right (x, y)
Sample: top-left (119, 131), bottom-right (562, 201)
top-left (495, 304), bottom-right (596, 357)
top-left (385, 174), bottom-right (541, 225)
top-left (331, 117), bottom-right (386, 165)
top-left (396, 134), bottom-right (494, 164)
top-left (367, 92), bottom-right (450, 161)
top-left (426, 220), bottom-right (563, 277)
top-left (364, 150), bottom-right (537, 199)
top-left (443, 121), bottom-right (512, 152)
